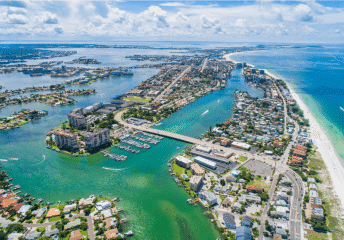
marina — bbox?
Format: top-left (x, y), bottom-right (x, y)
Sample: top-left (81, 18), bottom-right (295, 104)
top-left (113, 143), bottom-right (140, 154)
top-left (121, 139), bottom-right (151, 149)
top-left (132, 135), bottom-right (160, 144)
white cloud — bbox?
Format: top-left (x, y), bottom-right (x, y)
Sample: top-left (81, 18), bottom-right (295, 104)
top-left (160, 2), bottom-right (185, 7)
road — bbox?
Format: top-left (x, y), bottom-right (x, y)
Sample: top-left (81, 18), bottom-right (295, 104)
top-left (285, 170), bottom-right (304, 240)
top-left (201, 58), bottom-right (208, 73)
top-left (152, 65), bottom-right (192, 104)
top-left (87, 215), bottom-right (95, 240)
top-left (258, 174), bottom-right (279, 240)
top-left (274, 82), bottom-right (288, 134)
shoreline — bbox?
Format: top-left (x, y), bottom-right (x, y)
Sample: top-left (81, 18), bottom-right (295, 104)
top-left (225, 52), bottom-right (344, 211)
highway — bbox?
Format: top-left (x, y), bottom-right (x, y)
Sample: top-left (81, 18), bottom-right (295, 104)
top-left (201, 58), bottom-right (208, 73)
top-left (152, 65), bottom-right (192, 104)
top-left (285, 170), bottom-right (304, 240)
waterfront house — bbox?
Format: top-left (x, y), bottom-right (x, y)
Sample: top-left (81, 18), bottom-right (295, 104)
top-left (223, 213), bottom-right (236, 229)
top-left (79, 198), bottom-right (93, 208)
top-left (96, 200), bottom-right (111, 211)
top-left (18, 205), bottom-right (32, 217)
top-left (104, 228), bottom-right (119, 239)
top-left (104, 217), bottom-right (117, 229)
top-left (63, 203), bottom-right (77, 214)
top-left (46, 208), bottom-right (61, 218)
top-left (101, 209), bottom-right (113, 219)
top-left (32, 208), bottom-right (46, 219)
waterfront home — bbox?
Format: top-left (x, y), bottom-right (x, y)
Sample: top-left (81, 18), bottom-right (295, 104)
top-left (63, 203), bottom-right (77, 214)
top-left (46, 208), bottom-right (61, 218)
top-left (307, 177), bottom-right (316, 184)
top-left (101, 209), bottom-right (113, 219)
top-left (104, 217), bottom-right (117, 229)
top-left (96, 200), bottom-right (111, 211)
top-left (79, 198), bottom-right (93, 208)
top-left (70, 230), bottom-right (82, 240)
top-left (199, 191), bottom-right (218, 206)
top-left (65, 218), bottom-right (81, 230)
top-left (104, 228), bottom-right (120, 239)
top-left (32, 207), bottom-right (46, 219)
top-left (25, 231), bottom-right (41, 240)
top-left (190, 163), bottom-right (205, 177)
top-left (1, 198), bottom-right (19, 208)
top-left (175, 156), bottom-right (192, 169)
top-left (223, 213), bottom-right (236, 229)
top-left (189, 176), bottom-right (203, 191)
top-left (241, 215), bottom-right (253, 227)
top-left (18, 205), bottom-right (32, 217)
top-left (235, 226), bottom-right (252, 240)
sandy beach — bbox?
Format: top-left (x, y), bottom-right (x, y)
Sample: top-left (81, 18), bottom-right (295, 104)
top-left (224, 52), bottom-right (344, 210)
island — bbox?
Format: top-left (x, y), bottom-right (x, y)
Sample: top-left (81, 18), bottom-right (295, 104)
top-left (0, 109), bottom-right (48, 131)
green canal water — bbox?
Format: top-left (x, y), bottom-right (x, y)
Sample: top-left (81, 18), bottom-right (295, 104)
top-left (0, 53), bottom-right (261, 239)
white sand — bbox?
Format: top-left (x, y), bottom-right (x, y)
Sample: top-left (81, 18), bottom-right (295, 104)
top-left (224, 52), bottom-right (344, 210)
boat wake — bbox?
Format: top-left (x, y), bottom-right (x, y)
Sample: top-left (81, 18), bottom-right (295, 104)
top-left (0, 159), bottom-right (8, 162)
top-left (340, 106), bottom-right (344, 112)
top-left (9, 158), bottom-right (20, 161)
top-left (34, 155), bottom-right (46, 165)
top-left (218, 99), bottom-right (220, 103)
top-left (201, 110), bottom-right (209, 117)
top-left (103, 167), bottom-right (128, 172)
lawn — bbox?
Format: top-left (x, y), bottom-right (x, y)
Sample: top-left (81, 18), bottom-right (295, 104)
top-left (305, 229), bottom-right (328, 240)
top-left (172, 162), bottom-right (185, 176)
top-left (238, 156), bottom-right (248, 162)
top-left (247, 176), bottom-right (272, 188)
top-left (49, 216), bottom-right (61, 222)
top-left (220, 195), bottom-right (227, 201)
top-left (80, 230), bottom-right (88, 236)
top-left (36, 227), bottom-right (46, 232)
top-left (123, 96), bottom-right (149, 102)
top-left (186, 169), bottom-right (192, 178)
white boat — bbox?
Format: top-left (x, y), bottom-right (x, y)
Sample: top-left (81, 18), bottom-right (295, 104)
top-left (0, 159), bottom-right (8, 162)
top-left (9, 158), bottom-right (19, 161)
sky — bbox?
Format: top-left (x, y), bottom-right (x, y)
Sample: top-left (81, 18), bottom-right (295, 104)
top-left (0, 0), bottom-right (343, 43)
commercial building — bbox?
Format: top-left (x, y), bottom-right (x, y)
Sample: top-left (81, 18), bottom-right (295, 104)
top-left (190, 163), bottom-right (205, 177)
top-left (223, 213), bottom-right (236, 229)
top-left (238, 193), bottom-right (261, 203)
top-left (195, 145), bottom-right (212, 153)
top-left (199, 191), bottom-right (218, 205)
top-left (54, 129), bottom-right (78, 151)
top-left (84, 128), bottom-right (110, 151)
top-left (231, 141), bottom-right (251, 150)
top-left (194, 156), bottom-right (217, 169)
top-left (68, 108), bottom-right (86, 129)
top-left (175, 156), bottom-right (192, 169)
top-left (189, 176), bottom-right (203, 191)
top-left (241, 215), bottom-right (252, 227)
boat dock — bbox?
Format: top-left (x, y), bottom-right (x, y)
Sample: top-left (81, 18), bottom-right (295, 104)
top-left (132, 135), bottom-right (159, 145)
top-left (102, 151), bottom-right (127, 161)
top-left (113, 144), bottom-right (140, 154)
top-left (121, 139), bottom-right (151, 149)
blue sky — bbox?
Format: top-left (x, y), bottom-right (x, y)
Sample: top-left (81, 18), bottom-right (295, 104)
top-left (0, 0), bottom-right (343, 43)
